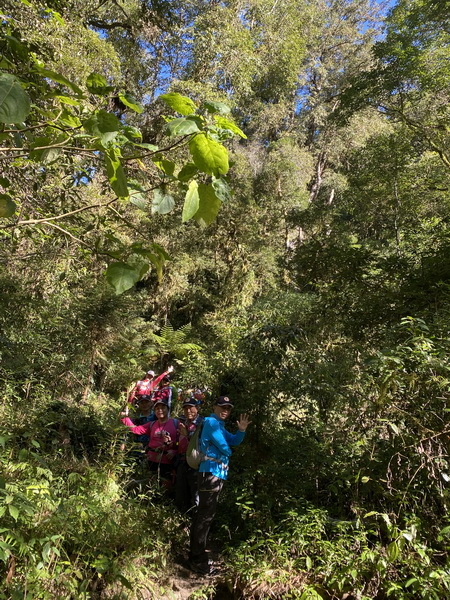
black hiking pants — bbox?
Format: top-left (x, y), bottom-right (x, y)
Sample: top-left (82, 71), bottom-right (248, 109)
top-left (189, 472), bottom-right (223, 567)
top-left (175, 460), bottom-right (199, 516)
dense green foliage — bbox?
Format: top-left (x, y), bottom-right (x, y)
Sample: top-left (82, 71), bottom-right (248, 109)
top-left (1, 0), bottom-right (449, 598)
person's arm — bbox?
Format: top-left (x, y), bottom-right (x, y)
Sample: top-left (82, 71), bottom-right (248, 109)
top-left (178, 422), bottom-right (189, 454)
top-left (149, 372), bottom-right (167, 391)
top-left (149, 365), bottom-right (174, 391)
top-left (121, 416), bottom-right (152, 436)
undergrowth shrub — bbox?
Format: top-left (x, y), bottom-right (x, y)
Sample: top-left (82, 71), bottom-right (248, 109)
top-left (0, 392), bottom-right (185, 599)
top-left (226, 500), bottom-right (450, 599)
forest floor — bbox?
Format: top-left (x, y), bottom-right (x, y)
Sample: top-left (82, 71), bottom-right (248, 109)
top-left (157, 549), bottom-right (235, 600)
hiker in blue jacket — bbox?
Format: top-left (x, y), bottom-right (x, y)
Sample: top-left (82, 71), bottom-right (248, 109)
top-left (189, 396), bottom-right (251, 575)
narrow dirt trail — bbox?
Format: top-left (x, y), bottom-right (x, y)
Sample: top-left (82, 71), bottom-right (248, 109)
top-left (157, 553), bottom-right (235, 600)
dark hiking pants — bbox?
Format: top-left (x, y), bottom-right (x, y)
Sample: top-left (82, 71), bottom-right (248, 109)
top-left (175, 460), bottom-right (199, 516)
top-left (189, 472), bottom-right (224, 566)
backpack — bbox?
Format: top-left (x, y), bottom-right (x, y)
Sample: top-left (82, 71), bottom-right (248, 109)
top-left (186, 421), bottom-right (204, 470)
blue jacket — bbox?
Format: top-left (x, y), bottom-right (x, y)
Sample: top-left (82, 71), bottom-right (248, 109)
top-left (199, 413), bottom-right (245, 480)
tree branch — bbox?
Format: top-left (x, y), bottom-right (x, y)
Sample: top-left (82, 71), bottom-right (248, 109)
top-left (87, 19), bottom-right (132, 32)
top-left (0, 200), bottom-right (117, 229)
top-left (123, 135), bottom-right (191, 161)
top-left (43, 221), bottom-right (92, 247)
top-left (37, 221), bottom-right (118, 259)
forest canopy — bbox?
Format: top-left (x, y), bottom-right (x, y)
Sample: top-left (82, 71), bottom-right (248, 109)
top-left (1, 0), bottom-right (450, 598)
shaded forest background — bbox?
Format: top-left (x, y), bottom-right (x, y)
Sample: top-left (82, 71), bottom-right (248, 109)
top-left (0, 0), bottom-right (449, 598)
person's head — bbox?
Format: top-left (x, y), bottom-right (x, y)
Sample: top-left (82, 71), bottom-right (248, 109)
top-left (145, 370), bottom-right (155, 380)
top-left (160, 375), bottom-right (171, 387)
top-left (137, 395), bottom-right (152, 414)
top-left (154, 400), bottom-right (169, 420)
top-left (182, 398), bottom-right (199, 421)
top-left (213, 396), bottom-right (233, 420)
top-left (193, 388), bottom-right (206, 402)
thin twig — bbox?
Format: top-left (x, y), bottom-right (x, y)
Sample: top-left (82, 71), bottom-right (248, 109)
top-left (107, 205), bottom-right (149, 240)
top-left (43, 221), bottom-right (91, 247)
top-left (122, 135), bottom-right (191, 161)
top-left (0, 199), bottom-right (117, 229)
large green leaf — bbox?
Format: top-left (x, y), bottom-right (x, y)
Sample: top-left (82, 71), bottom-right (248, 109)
top-left (128, 181), bottom-right (147, 210)
top-left (212, 176), bottom-right (232, 203)
top-left (166, 117), bottom-right (201, 136)
top-left (152, 188), bottom-right (175, 214)
top-left (0, 194), bottom-right (16, 218)
top-left (59, 109), bottom-right (81, 128)
top-left (55, 95), bottom-right (81, 107)
top-left (118, 93), bottom-right (144, 114)
top-left (159, 92), bottom-right (197, 116)
top-left (4, 34), bottom-right (30, 61)
top-left (105, 262), bottom-right (141, 295)
top-left (214, 116), bottom-right (247, 138)
top-left (8, 505), bottom-right (19, 520)
top-left (386, 540), bottom-right (400, 562)
top-left (131, 243), bottom-right (170, 282)
top-left (150, 242), bottom-right (171, 261)
top-left (123, 125), bottom-right (142, 141)
top-left (182, 180), bottom-right (200, 222)
top-left (146, 253), bottom-right (165, 282)
top-left (152, 157), bottom-right (176, 176)
top-left (34, 147), bottom-right (62, 164)
top-left (33, 65), bottom-right (83, 96)
top-left (189, 133), bottom-right (229, 176)
top-left (83, 110), bottom-right (121, 145)
top-left (177, 162), bottom-right (198, 182)
top-left (29, 136), bottom-right (64, 163)
top-left (202, 100), bottom-right (231, 115)
top-left (105, 148), bottom-right (129, 198)
top-left (86, 72), bottom-right (113, 96)
top-left (194, 183), bottom-right (221, 227)
top-left (0, 73), bottom-right (30, 124)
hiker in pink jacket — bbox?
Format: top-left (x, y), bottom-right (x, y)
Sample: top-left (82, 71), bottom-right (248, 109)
top-left (128, 365), bottom-right (174, 404)
top-left (122, 398), bottom-right (178, 480)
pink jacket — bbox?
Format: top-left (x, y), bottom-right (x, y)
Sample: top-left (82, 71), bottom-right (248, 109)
top-left (128, 370), bottom-right (170, 403)
top-left (122, 417), bottom-right (178, 465)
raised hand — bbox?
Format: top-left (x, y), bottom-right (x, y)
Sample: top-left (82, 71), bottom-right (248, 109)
top-left (237, 413), bottom-right (252, 432)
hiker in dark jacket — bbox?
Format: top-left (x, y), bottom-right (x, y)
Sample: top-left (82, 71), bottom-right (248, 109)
top-left (189, 396), bottom-right (251, 575)
top-left (175, 397), bottom-right (203, 515)
top-left (131, 395), bottom-right (155, 447)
